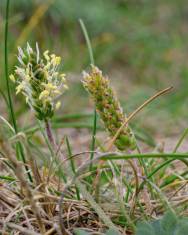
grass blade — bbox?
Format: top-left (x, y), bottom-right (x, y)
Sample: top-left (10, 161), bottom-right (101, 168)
top-left (65, 136), bottom-right (80, 200)
top-left (4, 0), bottom-right (17, 131)
top-left (79, 19), bottom-right (97, 171)
top-left (173, 127), bottom-right (188, 153)
top-left (4, 0), bottom-right (32, 182)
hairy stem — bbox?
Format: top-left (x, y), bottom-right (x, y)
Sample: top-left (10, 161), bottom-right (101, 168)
top-left (45, 119), bottom-right (56, 148)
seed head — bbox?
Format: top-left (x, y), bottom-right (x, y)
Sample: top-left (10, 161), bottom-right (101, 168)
top-left (82, 65), bottom-right (136, 151)
top-left (10, 43), bottom-right (68, 120)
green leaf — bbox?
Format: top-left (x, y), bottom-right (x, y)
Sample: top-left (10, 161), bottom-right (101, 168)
top-left (74, 229), bottom-right (90, 235)
top-left (135, 211), bottom-right (188, 235)
top-left (175, 219), bottom-right (188, 235)
top-left (136, 221), bottom-right (155, 235)
top-left (105, 228), bottom-right (121, 235)
top-left (151, 220), bottom-right (165, 235)
top-left (160, 211), bottom-right (178, 234)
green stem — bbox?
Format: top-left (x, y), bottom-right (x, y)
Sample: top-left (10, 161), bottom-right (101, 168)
top-left (44, 119), bottom-right (55, 147)
top-left (65, 136), bottom-right (80, 200)
top-left (4, 0), bottom-right (17, 131)
top-left (100, 152), bottom-right (188, 160)
top-left (79, 19), bottom-right (94, 65)
top-left (4, 0), bottom-right (32, 182)
top-left (0, 175), bottom-right (15, 181)
top-left (173, 127), bottom-right (188, 153)
top-left (79, 19), bottom-right (97, 171)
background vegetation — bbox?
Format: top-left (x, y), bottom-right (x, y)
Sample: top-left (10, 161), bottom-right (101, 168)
top-left (1, 0), bottom-right (188, 136)
top-left (0, 0), bottom-right (188, 234)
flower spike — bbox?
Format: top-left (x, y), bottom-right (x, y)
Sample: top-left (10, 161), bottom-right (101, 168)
top-left (10, 43), bottom-right (68, 120)
top-left (82, 65), bottom-right (136, 151)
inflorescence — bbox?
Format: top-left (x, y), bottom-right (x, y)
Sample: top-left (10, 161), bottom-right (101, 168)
top-left (83, 65), bottom-right (136, 151)
top-left (10, 43), bottom-right (68, 120)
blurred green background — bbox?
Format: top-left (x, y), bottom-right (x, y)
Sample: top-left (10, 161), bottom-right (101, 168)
top-left (1, 0), bottom-right (188, 137)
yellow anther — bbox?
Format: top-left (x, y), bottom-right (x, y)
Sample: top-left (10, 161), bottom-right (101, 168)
top-left (44, 50), bottom-right (50, 61)
top-left (55, 101), bottom-right (61, 110)
top-left (39, 90), bottom-right (50, 100)
top-left (63, 84), bottom-right (69, 90)
top-left (53, 72), bottom-right (59, 77)
top-left (55, 56), bottom-right (61, 65)
top-left (43, 70), bottom-right (49, 78)
top-left (16, 83), bottom-right (24, 94)
top-left (10, 74), bottom-right (15, 82)
top-left (51, 54), bottom-right (61, 66)
top-left (45, 83), bottom-right (57, 91)
top-left (60, 73), bottom-right (66, 82)
top-left (25, 75), bottom-right (30, 81)
top-left (50, 54), bottom-right (55, 59)
top-left (53, 89), bottom-right (61, 94)
top-left (26, 67), bottom-right (30, 75)
top-left (44, 62), bottom-right (51, 70)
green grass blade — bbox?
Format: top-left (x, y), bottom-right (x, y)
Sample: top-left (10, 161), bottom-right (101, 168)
top-left (100, 152), bottom-right (188, 160)
top-left (79, 19), bottom-right (94, 65)
top-left (0, 175), bottom-right (15, 181)
top-left (65, 136), bottom-right (80, 200)
top-left (4, 0), bottom-right (17, 131)
top-left (173, 127), bottom-right (188, 153)
top-left (79, 19), bottom-right (97, 171)
top-left (37, 120), bottom-right (67, 183)
top-left (4, 0), bottom-right (32, 182)
top-left (53, 112), bottom-right (93, 122)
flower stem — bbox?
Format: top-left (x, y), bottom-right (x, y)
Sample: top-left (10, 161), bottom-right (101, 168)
top-left (4, 0), bottom-right (17, 131)
top-left (45, 119), bottom-right (56, 148)
top-left (4, 0), bottom-right (32, 182)
top-left (79, 19), bottom-right (97, 171)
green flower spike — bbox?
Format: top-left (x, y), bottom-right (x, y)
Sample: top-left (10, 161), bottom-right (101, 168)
top-left (82, 65), bottom-right (136, 151)
top-left (10, 43), bottom-right (68, 120)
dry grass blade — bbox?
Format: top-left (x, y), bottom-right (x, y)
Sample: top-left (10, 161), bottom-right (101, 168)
top-left (106, 86), bottom-right (173, 150)
top-left (4, 146), bottom-right (46, 234)
top-left (6, 222), bottom-right (40, 235)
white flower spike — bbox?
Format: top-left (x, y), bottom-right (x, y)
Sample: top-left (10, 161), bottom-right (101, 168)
top-left (10, 43), bottom-right (68, 120)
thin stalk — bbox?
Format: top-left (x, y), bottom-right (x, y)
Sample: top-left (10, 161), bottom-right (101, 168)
top-left (53, 112), bottom-right (93, 122)
top-left (79, 19), bottom-right (97, 171)
top-left (0, 175), bottom-right (15, 181)
top-left (173, 127), bottom-right (188, 153)
top-left (38, 120), bottom-right (67, 183)
top-left (107, 161), bottom-right (136, 230)
top-left (145, 179), bottom-right (174, 213)
top-left (79, 19), bottom-right (94, 65)
top-left (72, 152), bottom-right (188, 177)
top-left (16, 144), bottom-right (33, 182)
top-left (100, 152), bottom-right (188, 160)
top-left (44, 119), bottom-right (55, 148)
top-left (4, 0), bottom-right (17, 131)
top-left (65, 136), bottom-right (80, 200)
top-left (5, 142), bottom-right (46, 233)
top-left (136, 144), bottom-right (155, 200)
top-left (160, 170), bottom-right (188, 188)
top-left (107, 86), bottom-right (173, 150)
top-left (4, 0), bottom-right (32, 182)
